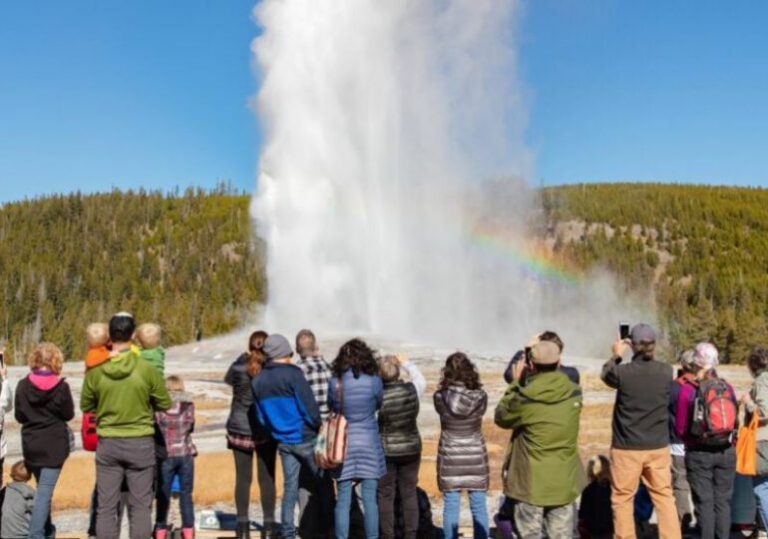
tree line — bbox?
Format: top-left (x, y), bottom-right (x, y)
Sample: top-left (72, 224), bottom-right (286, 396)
top-left (0, 186), bottom-right (265, 363)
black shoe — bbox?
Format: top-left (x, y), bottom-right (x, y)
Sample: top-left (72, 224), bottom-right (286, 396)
top-left (236, 522), bottom-right (251, 539)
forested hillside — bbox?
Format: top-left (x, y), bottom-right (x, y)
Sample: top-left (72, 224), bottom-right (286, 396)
top-left (539, 183), bottom-right (768, 363)
top-left (0, 187), bottom-right (264, 363)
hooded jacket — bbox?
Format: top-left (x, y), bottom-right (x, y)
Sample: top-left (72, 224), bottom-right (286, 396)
top-left (495, 370), bottom-right (585, 507)
top-left (1, 481), bottom-right (35, 539)
top-left (80, 347), bottom-right (172, 438)
top-left (434, 384), bottom-right (489, 492)
top-left (251, 361), bottom-right (321, 445)
top-left (15, 373), bottom-right (75, 468)
top-left (379, 380), bottom-right (421, 458)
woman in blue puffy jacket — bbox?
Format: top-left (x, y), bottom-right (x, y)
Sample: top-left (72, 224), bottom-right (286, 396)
top-left (329, 339), bottom-right (386, 539)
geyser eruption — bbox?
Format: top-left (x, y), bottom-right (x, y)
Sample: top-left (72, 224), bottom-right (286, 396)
top-left (252, 0), bottom-right (645, 356)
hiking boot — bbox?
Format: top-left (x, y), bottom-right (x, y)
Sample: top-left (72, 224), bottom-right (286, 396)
top-left (236, 522), bottom-right (251, 539)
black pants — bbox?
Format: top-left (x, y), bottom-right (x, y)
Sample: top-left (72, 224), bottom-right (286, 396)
top-left (232, 439), bottom-right (278, 526)
top-left (685, 446), bottom-right (736, 539)
top-left (378, 454), bottom-right (421, 539)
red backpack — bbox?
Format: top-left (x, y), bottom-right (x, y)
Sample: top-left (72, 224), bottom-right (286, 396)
top-left (689, 378), bottom-right (737, 446)
top-left (81, 411), bottom-right (99, 452)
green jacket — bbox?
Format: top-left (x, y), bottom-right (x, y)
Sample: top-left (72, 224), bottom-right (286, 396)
top-left (80, 348), bottom-right (171, 438)
top-left (140, 347), bottom-right (166, 376)
top-left (494, 371), bottom-right (585, 507)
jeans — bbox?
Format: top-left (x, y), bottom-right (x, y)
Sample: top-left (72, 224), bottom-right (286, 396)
top-left (156, 456), bottom-right (195, 529)
top-left (96, 436), bottom-right (156, 539)
top-left (685, 447), bottom-right (736, 539)
top-left (378, 455), bottom-right (420, 539)
top-left (336, 478), bottom-right (379, 539)
top-left (278, 439), bottom-right (320, 539)
top-left (29, 467), bottom-right (62, 539)
top-left (754, 475), bottom-right (768, 531)
top-left (442, 490), bottom-right (488, 539)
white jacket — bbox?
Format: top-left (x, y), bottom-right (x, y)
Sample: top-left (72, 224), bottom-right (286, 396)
top-left (0, 378), bottom-right (14, 459)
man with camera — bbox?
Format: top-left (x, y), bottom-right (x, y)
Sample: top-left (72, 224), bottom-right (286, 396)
top-left (495, 340), bottom-right (585, 538)
top-left (601, 323), bottom-right (680, 539)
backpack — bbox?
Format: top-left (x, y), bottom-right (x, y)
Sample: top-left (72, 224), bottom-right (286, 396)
top-left (81, 411), bottom-right (99, 452)
top-left (689, 378), bottom-right (737, 446)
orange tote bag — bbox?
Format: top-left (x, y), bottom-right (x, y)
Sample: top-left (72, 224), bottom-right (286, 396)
top-left (736, 411), bottom-right (759, 476)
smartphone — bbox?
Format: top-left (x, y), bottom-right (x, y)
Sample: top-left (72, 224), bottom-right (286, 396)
top-left (524, 346), bottom-right (533, 368)
top-left (0, 352), bottom-right (4, 369)
top-left (619, 322), bottom-right (631, 341)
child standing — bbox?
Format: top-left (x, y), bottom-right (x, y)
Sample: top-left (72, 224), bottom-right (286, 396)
top-left (154, 375), bottom-right (197, 539)
top-left (137, 323), bottom-right (166, 375)
top-left (578, 456), bottom-right (613, 539)
top-left (1, 461), bottom-right (36, 539)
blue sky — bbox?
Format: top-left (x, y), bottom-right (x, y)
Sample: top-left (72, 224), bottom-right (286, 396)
top-left (1, 1), bottom-right (766, 203)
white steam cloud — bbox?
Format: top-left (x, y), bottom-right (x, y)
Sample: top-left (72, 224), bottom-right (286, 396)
top-left (251, 0), bottom-right (648, 357)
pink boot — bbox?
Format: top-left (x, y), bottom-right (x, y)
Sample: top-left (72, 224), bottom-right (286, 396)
top-left (182, 528), bottom-right (195, 539)
top-left (154, 528), bottom-right (167, 539)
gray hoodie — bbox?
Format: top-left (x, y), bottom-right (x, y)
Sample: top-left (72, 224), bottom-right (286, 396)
top-left (1, 481), bottom-right (35, 539)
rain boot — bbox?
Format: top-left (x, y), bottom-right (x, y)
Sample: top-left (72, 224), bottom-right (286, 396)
top-left (154, 528), bottom-right (168, 539)
top-left (182, 528), bottom-right (195, 539)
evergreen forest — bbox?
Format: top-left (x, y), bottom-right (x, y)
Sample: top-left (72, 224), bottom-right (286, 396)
top-left (540, 183), bottom-right (768, 363)
top-left (0, 186), bottom-right (264, 363)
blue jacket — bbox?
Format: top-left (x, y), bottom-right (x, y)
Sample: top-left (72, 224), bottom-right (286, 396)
top-left (329, 371), bottom-right (386, 481)
top-left (251, 362), bottom-right (321, 445)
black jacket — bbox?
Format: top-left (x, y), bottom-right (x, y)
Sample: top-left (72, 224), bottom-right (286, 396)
top-left (224, 354), bottom-right (265, 440)
top-left (15, 376), bottom-right (75, 468)
top-left (602, 354), bottom-right (673, 450)
top-left (379, 381), bottom-right (421, 458)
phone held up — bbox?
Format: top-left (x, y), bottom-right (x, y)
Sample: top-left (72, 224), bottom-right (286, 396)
top-left (619, 322), bottom-right (631, 341)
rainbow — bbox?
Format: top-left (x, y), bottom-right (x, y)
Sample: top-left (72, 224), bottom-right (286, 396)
top-left (469, 225), bottom-right (584, 285)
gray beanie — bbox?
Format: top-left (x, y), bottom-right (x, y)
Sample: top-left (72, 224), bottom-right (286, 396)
top-left (263, 334), bottom-right (293, 361)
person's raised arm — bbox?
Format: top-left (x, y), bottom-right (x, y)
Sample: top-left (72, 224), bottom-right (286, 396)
top-left (224, 362), bottom-right (237, 386)
top-left (601, 340), bottom-right (628, 389)
top-left (14, 382), bottom-right (27, 424)
top-left (400, 357), bottom-right (426, 398)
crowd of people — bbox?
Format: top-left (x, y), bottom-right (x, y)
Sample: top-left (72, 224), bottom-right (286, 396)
top-left (1, 315), bottom-right (768, 539)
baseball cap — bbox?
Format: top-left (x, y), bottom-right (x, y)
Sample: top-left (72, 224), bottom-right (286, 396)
top-left (531, 341), bottom-right (560, 365)
top-left (630, 323), bottom-right (657, 344)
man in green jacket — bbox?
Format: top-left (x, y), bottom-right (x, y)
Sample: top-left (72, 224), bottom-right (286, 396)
top-left (495, 340), bottom-right (585, 539)
top-left (81, 312), bottom-right (171, 539)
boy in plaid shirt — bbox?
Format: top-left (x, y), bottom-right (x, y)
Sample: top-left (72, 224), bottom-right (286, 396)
top-left (294, 329), bottom-right (334, 538)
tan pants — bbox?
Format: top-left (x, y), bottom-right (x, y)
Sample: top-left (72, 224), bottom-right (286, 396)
top-left (610, 447), bottom-right (682, 539)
